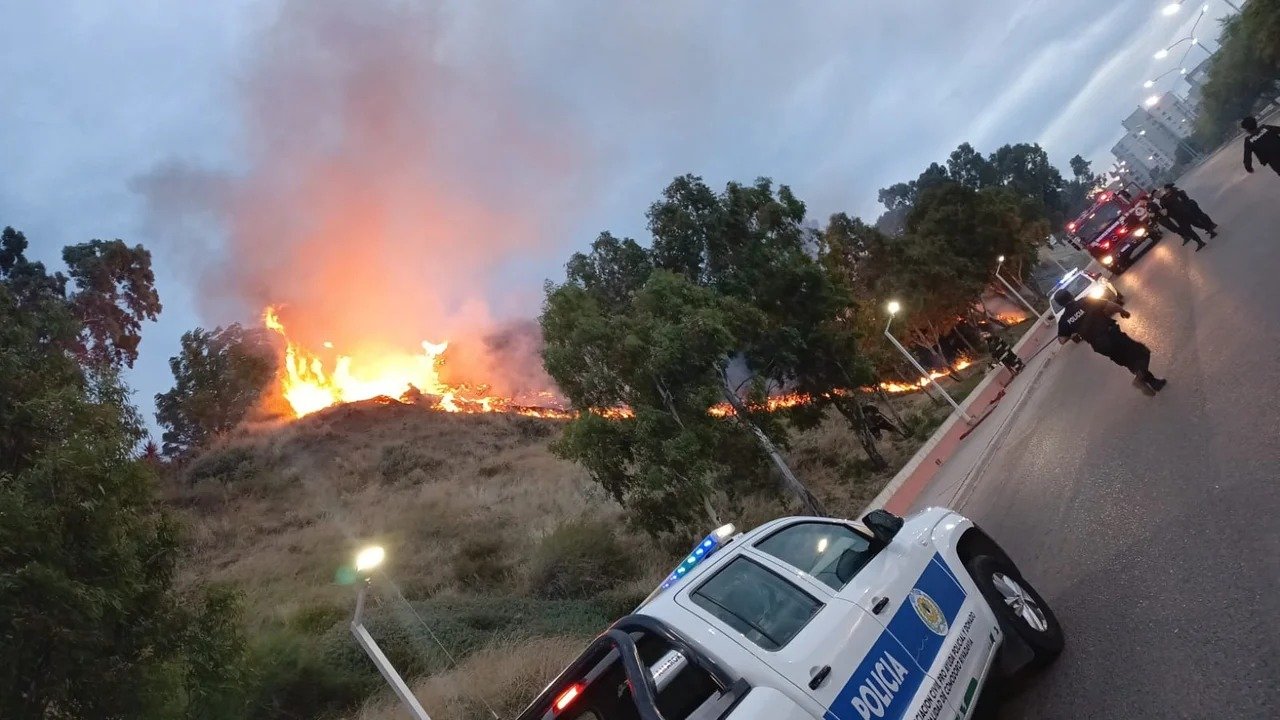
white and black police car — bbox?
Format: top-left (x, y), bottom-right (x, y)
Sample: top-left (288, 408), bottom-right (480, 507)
top-left (1049, 268), bottom-right (1124, 322)
top-left (516, 509), bottom-right (1062, 720)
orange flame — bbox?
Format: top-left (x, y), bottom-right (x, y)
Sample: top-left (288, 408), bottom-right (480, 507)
top-left (262, 306), bottom-right (971, 421)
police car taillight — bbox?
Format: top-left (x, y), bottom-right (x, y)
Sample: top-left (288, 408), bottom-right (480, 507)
top-left (554, 683), bottom-right (583, 712)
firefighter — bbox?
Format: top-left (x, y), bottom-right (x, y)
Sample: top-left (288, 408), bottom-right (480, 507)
top-left (1055, 288), bottom-right (1166, 395)
top-left (1161, 183), bottom-right (1217, 239)
top-left (861, 403), bottom-right (903, 440)
top-left (985, 333), bottom-right (1024, 374)
top-left (1150, 189), bottom-right (1206, 251)
top-left (1241, 116), bottom-right (1280, 178)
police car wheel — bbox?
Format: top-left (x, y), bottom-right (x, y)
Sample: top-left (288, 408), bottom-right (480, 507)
top-left (967, 555), bottom-right (1063, 665)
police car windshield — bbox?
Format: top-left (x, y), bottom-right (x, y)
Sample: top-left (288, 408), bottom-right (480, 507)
top-left (1075, 201), bottom-right (1125, 242)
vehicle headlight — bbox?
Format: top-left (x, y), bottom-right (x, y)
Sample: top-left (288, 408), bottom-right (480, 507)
top-left (1089, 285), bottom-right (1105, 299)
top-left (1102, 255), bottom-right (1114, 266)
top-left (1134, 227), bottom-right (1147, 238)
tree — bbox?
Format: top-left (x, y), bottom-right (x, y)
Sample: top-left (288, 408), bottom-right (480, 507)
top-left (1192, 3), bottom-right (1280, 147)
top-left (0, 226), bottom-right (245, 718)
top-left (0, 228), bottom-right (161, 370)
top-left (988, 143), bottom-right (1068, 224)
top-left (646, 176), bottom-right (886, 469)
top-left (156, 324), bottom-right (277, 459)
top-left (543, 268), bottom-right (784, 533)
top-left (947, 143), bottom-right (997, 190)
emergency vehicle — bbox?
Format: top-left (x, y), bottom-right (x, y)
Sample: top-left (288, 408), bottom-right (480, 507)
top-left (516, 509), bottom-right (1063, 720)
top-left (1065, 190), bottom-right (1161, 274)
top-left (1049, 268), bottom-right (1124, 321)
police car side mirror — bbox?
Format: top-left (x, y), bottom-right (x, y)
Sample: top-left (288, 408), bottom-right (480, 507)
top-left (861, 509), bottom-right (903, 545)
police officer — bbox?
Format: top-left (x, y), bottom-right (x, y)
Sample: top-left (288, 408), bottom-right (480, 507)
top-left (1162, 183), bottom-right (1217, 239)
top-left (1055, 288), bottom-right (1167, 395)
top-left (861, 403), bottom-right (903, 440)
top-left (1150, 189), bottom-right (1206, 251)
top-left (1241, 116), bottom-right (1280, 178)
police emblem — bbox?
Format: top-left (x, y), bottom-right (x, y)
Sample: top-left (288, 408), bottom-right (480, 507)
top-left (909, 588), bottom-right (948, 636)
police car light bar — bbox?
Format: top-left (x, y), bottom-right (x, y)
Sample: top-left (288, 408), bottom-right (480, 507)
top-left (637, 524), bottom-right (736, 607)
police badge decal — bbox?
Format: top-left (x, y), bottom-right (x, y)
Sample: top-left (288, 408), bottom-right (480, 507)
top-left (909, 588), bottom-right (949, 636)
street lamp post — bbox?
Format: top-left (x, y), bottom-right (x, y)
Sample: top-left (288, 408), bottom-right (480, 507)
top-left (995, 256), bottom-right (1048, 324)
top-left (350, 546), bottom-right (433, 720)
top-left (883, 301), bottom-right (974, 424)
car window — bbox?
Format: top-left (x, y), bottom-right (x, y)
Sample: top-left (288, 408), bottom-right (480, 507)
top-left (755, 521), bottom-right (877, 591)
top-left (690, 557), bottom-right (821, 651)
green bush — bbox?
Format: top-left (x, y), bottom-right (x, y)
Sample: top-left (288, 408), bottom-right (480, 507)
top-left (528, 519), bottom-right (636, 599)
top-left (378, 442), bottom-right (444, 482)
top-left (187, 445), bottom-right (258, 485)
top-left (245, 629), bottom-right (374, 720)
top-left (452, 535), bottom-right (514, 589)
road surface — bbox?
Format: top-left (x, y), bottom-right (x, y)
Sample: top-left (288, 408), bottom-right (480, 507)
top-left (919, 137), bottom-right (1280, 718)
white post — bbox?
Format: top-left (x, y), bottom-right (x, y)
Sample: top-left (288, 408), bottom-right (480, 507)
top-left (884, 314), bottom-right (975, 424)
top-left (352, 582), bottom-right (432, 720)
top-left (995, 267), bottom-right (1048, 325)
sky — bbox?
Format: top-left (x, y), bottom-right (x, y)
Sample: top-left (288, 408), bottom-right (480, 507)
top-left (0, 0), bottom-right (1230, 435)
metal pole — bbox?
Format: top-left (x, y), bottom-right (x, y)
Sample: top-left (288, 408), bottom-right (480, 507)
top-left (352, 581), bottom-right (432, 720)
top-left (884, 316), bottom-right (974, 424)
top-left (994, 269), bottom-right (1047, 324)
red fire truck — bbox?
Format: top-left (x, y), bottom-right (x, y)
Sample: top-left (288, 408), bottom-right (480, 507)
top-left (1064, 187), bottom-right (1162, 274)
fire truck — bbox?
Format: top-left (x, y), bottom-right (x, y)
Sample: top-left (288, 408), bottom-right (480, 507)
top-left (1064, 188), bottom-right (1162, 274)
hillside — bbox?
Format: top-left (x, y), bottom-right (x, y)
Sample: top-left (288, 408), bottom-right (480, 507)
top-left (165, 393), bottom-right (952, 719)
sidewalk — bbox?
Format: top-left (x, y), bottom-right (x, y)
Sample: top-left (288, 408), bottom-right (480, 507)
top-left (863, 313), bottom-right (1065, 514)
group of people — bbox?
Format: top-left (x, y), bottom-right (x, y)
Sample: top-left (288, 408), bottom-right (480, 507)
top-left (1141, 183), bottom-right (1217, 251)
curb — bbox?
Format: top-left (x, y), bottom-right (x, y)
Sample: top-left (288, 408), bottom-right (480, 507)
top-left (862, 315), bottom-right (1057, 515)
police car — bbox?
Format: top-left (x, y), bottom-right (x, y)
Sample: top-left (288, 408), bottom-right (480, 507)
top-left (1050, 268), bottom-right (1123, 321)
top-left (516, 509), bottom-right (1063, 720)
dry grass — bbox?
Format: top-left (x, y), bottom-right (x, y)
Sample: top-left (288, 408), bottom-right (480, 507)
top-left (166, 400), bottom-right (629, 628)
top-left (164, 387), bottom-right (957, 718)
top-left (354, 636), bottom-right (587, 720)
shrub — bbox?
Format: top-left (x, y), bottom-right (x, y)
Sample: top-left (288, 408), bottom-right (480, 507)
top-left (452, 536), bottom-right (514, 590)
top-left (187, 445), bottom-right (258, 485)
top-left (378, 442), bottom-right (444, 482)
top-left (528, 519), bottom-right (636, 599)
top-left (245, 629), bottom-right (374, 720)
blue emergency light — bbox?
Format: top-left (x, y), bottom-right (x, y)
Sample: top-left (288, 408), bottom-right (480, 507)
top-left (656, 524), bottom-right (736, 591)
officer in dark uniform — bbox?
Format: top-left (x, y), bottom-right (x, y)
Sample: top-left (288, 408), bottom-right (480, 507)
top-left (1055, 288), bottom-right (1166, 394)
top-left (1162, 183), bottom-right (1217, 238)
top-left (1150, 189), bottom-right (1206, 251)
top-left (1241, 116), bottom-right (1280, 178)
top-left (861, 403), bottom-right (902, 440)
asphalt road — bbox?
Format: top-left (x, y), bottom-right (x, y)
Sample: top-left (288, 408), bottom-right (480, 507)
top-left (949, 140), bottom-right (1280, 718)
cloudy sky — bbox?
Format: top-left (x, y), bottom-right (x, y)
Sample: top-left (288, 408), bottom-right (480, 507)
top-left (0, 0), bottom-right (1228, 431)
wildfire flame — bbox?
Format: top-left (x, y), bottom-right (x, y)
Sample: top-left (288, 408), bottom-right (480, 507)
top-left (262, 306), bottom-right (972, 422)
top-left (262, 307), bottom-right (570, 419)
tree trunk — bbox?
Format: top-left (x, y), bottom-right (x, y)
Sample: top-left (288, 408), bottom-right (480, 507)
top-left (720, 382), bottom-right (826, 517)
top-left (874, 381), bottom-right (906, 428)
top-left (833, 398), bottom-right (888, 471)
top-left (954, 323), bottom-right (980, 356)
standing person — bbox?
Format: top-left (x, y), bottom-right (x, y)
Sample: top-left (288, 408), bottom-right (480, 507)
top-left (1241, 116), bottom-right (1280, 178)
top-left (1055, 289), bottom-right (1166, 395)
top-left (1150, 190), bottom-right (1206, 251)
top-left (1162, 183), bottom-right (1217, 238)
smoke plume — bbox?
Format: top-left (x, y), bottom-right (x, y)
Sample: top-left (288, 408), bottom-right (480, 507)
top-left (135, 0), bottom-right (588, 397)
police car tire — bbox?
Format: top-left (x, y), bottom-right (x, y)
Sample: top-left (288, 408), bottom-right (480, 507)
top-left (966, 555), bottom-right (1063, 665)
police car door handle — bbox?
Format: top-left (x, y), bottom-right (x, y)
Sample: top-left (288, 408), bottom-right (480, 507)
top-left (808, 665), bottom-right (832, 689)
top-left (871, 596), bottom-right (889, 614)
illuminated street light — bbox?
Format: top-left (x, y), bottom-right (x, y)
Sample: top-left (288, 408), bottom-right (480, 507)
top-left (355, 545), bottom-right (385, 573)
top-left (1153, 48), bottom-right (1170, 59)
top-left (1161, 2), bottom-right (1181, 15)
top-left (1145, 95), bottom-right (1161, 107)
top-left (349, 546), bottom-right (432, 720)
top-left (883, 301), bottom-right (973, 424)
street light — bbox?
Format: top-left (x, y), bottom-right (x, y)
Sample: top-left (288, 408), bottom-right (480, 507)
top-left (350, 546), bottom-right (433, 720)
top-left (1161, 2), bottom-right (1182, 16)
top-left (1145, 94), bottom-right (1161, 107)
top-left (883, 301), bottom-right (973, 424)
top-left (994, 256), bottom-right (1048, 325)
